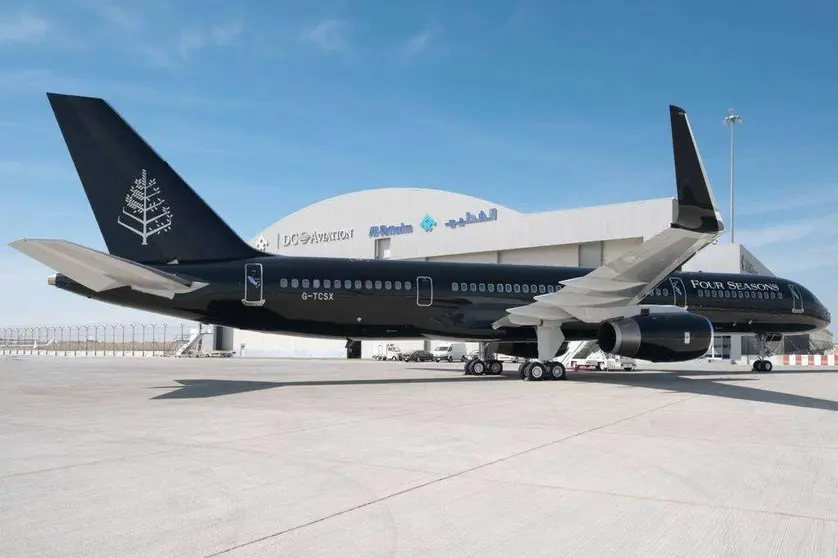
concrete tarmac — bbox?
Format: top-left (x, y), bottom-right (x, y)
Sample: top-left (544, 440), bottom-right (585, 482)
top-left (1, 356), bottom-right (837, 557)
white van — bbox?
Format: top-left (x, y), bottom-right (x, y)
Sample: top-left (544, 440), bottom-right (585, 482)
top-left (432, 343), bottom-right (467, 362)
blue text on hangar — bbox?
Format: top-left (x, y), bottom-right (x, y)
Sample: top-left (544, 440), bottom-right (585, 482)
top-left (369, 223), bottom-right (414, 238)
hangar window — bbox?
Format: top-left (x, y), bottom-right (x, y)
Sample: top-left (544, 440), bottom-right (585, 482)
top-left (385, 281), bottom-right (392, 290)
top-left (539, 285), bottom-right (546, 294)
top-left (375, 280), bottom-right (382, 290)
top-left (452, 282), bottom-right (459, 291)
top-left (522, 284), bottom-right (530, 293)
top-left (365, 280), bottom-right (372, 289)
top-left (470, 282), bottom-right (477, 291)
top-left (488, 283), bottom-right (495, 292)
top-left (405, 281), bottom-right (412, 290)
top-left (291, 279), bottom-right (299, 288)
top-left (395, 281), bottom-right (402, 290)
top-left (479, 283), bottom-right (486, 292)
top-left (280, 278), bottom-right (288, 288)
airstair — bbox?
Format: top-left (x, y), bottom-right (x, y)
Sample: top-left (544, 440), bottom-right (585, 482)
top-left (560, 340), bottom-right (598, 364)
top-left (166, 328), bottom-right (209, 357)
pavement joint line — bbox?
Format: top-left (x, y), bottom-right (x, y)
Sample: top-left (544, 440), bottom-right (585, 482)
top-left (206, 392), bottom-right (701, 556)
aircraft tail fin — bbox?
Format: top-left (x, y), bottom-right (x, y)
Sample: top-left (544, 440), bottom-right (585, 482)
top-left (46, 92), bottom-right (261, 264)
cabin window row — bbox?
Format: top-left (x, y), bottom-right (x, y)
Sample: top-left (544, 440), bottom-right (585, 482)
top-left (697, 289), bottom-right (782, 300)
top-left (279, 278), bottom-right (413, 291)
top-left (451, 282), bottom-right (558, 294)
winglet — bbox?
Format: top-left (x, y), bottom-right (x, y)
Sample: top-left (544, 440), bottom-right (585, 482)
top-left (669, 105), bottom-right (725, 235)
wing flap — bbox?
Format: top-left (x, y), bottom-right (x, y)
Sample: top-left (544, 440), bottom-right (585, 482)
top-left (9, 238), bottom-right (202, 295)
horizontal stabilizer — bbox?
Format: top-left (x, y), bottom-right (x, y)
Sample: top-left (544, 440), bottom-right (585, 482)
top-left (9, 238), bottom-right (207, 297)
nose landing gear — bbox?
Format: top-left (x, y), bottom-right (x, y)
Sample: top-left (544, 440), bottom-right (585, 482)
top-left (751, 333), bottom-right (781, 372)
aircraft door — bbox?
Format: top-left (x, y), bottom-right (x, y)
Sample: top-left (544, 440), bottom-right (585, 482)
top-left (243, 263), bottom-right (265, 307)
top-left (669, 277), bottom-right (687, 308)
top-left (416, 276), bottom-right (433, 307)
top-left (789, 284), bottom-right (803, 314)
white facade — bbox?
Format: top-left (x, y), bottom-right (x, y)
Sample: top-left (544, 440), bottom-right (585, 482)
top-left (234, 188), bottom-right (773, 360)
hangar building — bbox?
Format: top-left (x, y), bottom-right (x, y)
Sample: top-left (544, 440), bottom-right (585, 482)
top-left (230, 187), bottom-right (791, 363)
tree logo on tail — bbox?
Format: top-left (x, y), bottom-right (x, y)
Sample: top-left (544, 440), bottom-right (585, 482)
top-left (117, 169), bottom-right (173, 245)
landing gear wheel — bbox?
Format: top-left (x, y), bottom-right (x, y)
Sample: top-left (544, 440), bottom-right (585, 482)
top-left (518, 362), bottom-right (528, 379)
top-left (548, 362), bottom-right (567, 380)
top-left (525, 362), bottom-right (545, 381)
top-left (471, 359), bottom-right (486, 376)
top-left (464, 359), bottom-right (474, 375)
top-left (488, 360), bottom-right (503, 375)
top-left (762, 360), bottom-right (773, 372)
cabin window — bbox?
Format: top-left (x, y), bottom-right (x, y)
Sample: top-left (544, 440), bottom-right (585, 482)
top-left (522, 284), bottom-right (530, 293)
top-left (547, 285), bottom-right (555, 293)
top-left (479, 283), bottom-right (486, 292)
top-left (460, 282), bottom-right (467, 292)
top-left (505, 284), bottom-right (512, 293)
top-left (405, 281), bottom-right (412, 290)
top-left (452, 282), bottom-right (459, 291)
top-left (395, 281), bottom-right (402, 290)
top-left (513, 284), bottom-right (520, 293)
top-left (470, 282), bottom-right (477, 291)
top-left (654, 288), bottom-right (661, 296)
top-left (778, 292), bottom-right (783, 299)
top-left (354, 280), bottom-right (362, 290)
top-left (497, 283), bottom-right (504, 292)
top-left (697, 290), bottom-right (703, 297)
top-left (365, 280), bottom-right (372, 289)
top-left (375, 280), bottom-right (382, 290)
top-left (280, 278), bottom-right (288, 288)
top-left (313, 279), bottom-right (321, 288)
top-left (291, 278), bottom-right (299, 288)
top-left (385, 281), bottom-right (392, 290)
top-left (539, 285), bottom-right (547, 294)
top-left (488, 283), bottom-right (495, 292)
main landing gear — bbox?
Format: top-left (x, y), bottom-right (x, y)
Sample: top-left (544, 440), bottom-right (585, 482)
top-left (463, 357), bottom-right (504, 376)
top-left (518, 360), bottom-right (567, 381)
top-left (751, 333), bottom-right (778, 373)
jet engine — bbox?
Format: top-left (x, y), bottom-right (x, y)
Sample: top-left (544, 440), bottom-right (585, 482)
top-left (597, 312), bottom-right (712, 362)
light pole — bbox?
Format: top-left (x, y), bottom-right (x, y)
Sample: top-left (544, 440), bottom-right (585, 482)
top-left (722, 108), bottom-right (743, 243)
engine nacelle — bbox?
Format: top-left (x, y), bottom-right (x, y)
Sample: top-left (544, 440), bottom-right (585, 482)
top-left (597, 312), bottom-right (713, 362)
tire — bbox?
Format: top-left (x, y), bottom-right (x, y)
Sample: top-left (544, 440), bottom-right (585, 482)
top-left (471, 360), bottom-right (486, 375)
top-left (489, 360), bottom-right (503, 375)
top-left (763, 360), bottom-right (773, 372)
top-left (549, 362), bottom-right (566, 380)
top-left (527, 362), bottom-right (545, 381)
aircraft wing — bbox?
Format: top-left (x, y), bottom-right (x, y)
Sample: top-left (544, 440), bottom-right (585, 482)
top-left (8, 238), bottom-right (207, 298)
top-left (495, 105), bottom-right (725, 328)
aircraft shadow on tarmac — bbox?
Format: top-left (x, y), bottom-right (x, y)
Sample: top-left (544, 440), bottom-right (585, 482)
top-left (150, 366), bottom-right (838, 412)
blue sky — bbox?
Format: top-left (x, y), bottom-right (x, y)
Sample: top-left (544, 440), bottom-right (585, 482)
top-left (1, 0), bottom-right (837, 327)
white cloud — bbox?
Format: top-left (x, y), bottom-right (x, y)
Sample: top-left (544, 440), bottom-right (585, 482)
top-left (736, 185), bottom-right (838, 216)
top-left (0, 13), bottom-right (48, 44)
top-left (178, 20), bottom-right (244, 59)
top-left (302, 19), bottom-right (349, 53)
top-left (735, 212), bottom-right (838, 249)
top-left (402, 29), bottom-right (433, 57)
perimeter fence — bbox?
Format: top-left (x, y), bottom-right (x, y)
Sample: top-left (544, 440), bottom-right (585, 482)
top-left (0, 322), bottom-right (202, 357)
